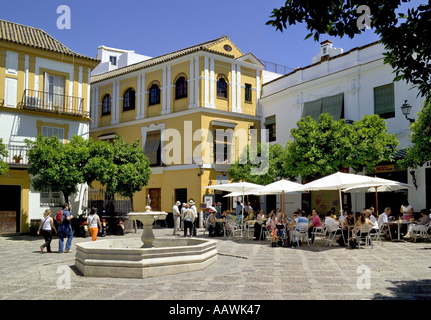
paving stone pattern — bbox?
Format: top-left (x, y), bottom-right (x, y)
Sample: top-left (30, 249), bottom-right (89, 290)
top-left (1, 228), bottom-right (431, 300)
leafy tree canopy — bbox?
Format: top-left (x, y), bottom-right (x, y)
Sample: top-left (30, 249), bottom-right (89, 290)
top-left (86, 136), bottom-right (152, 211)
top-left (228, 142), bottom-right (296, 185)
top-left (284, 114), bottom-right (399, 178)
top-left (266, 0), bottom-right (431, 99)
top-left (25, 134), bottom-right (91, 203)
top-left (399, 99), bottom-right (431, 169)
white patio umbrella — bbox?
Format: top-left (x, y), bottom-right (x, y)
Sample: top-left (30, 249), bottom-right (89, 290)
top-left (203, 182), bottom-right (263, 235)
top-left (254, 179), bottom-right (302, 220)
top-left (342, 179), bottom-right (411, 214)
top-left (293, 172), bottom-right (395, 215)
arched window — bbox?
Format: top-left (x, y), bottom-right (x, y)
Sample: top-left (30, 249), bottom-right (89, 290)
top-left (102, 94), bottom-right (111, 115)
top-left (149, 84), bottom-right (160, 106)
top-left (175, 76), bottom-right (187, 100)
top-left (217, 78), bottom-right (228, 99)
top-left (123, 88), bottom-right (135, 111)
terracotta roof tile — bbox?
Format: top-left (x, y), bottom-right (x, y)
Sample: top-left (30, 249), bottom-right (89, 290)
top-left (0, 19), bottom-right (98, 62)
top-left (91, 36), bottom-right (234, 84)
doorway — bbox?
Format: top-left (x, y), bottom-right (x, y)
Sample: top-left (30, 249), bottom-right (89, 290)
top-left (0, 185), bottom-right (21, 233)
top-left (148, 188), bottom-right (161, 212)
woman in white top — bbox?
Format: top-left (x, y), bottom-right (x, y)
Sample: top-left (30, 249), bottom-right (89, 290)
top-left (400, 201), bottom-right (414, 222)
top-left (87, 207), bottom-right (102, 241)
top-left (37, 209), bottom-right (57, 253)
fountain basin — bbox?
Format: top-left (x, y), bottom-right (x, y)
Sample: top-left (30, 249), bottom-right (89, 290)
top-left (75, 237), bottom-right (218, 279)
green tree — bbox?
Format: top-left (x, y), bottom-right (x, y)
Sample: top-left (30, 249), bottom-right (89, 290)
top-left (86, 136), bottom-right (152, 211)
top-left (0, 138), bottom-right (9, 176)
top-left (284, 114), bottom-right (398, 178)
top-left (266, 1), bottom-right (431, 99)
top-left (348, 114), bottom-right (399, 173)
top-left (25, 134), bottom-right (91, 204)
top-left (399, 99), bottom-right (431, 169)
top-left (228, 142), bottom-right (296, 185)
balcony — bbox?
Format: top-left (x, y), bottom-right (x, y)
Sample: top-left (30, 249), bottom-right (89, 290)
top-left (2, 144), bottom-right (30, 167)
top-left (19, 89), bottom-right (89, 118)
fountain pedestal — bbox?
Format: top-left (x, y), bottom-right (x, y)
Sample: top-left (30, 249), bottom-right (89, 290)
top-left (128, 206), bottom-right (166, 248)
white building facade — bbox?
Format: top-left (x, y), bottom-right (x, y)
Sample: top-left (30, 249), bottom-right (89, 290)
top-left (259, 40), bottom-right (427, 215)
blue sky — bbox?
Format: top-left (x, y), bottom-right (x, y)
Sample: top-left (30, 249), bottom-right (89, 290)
top-left (1, 0), bottom-right (422, 71)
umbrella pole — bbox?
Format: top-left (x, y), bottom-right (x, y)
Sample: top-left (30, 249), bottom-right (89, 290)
top-left (375, 187), bottom-right (378, 215)
top-left (282, 190), bottom-right (285, 221)
top-left (339, 188), bottom-right (343, 217)
top-left (242, 191), bottom-right (244, 238)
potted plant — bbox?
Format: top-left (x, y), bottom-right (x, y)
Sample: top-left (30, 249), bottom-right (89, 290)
top-left (12, 155), bottom-right (22, 163)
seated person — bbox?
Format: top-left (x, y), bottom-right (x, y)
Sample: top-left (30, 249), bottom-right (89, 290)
top-left (226, 210), bottom-right (235, 221)
top-left (325, 211), bottom-right (341, 234)
top-left (350, 212), bottom-right (375, 246)
top-left (206, 209), bottom-right (217, 237)
top-left (365, 209), bottom-right (379, 233)
top-left (256, 210), bottom-right (265, 222)
top-left (291, 211), bottom-right (309, 243)
top-left (308, 209), bottom-right (322, 243)
top-left (244, 209), bottom-right (256, 222)
top-left (378, 207), bottom-right (396, 240)
top-left (404, 209), bottom-right (431, 239)
top-left (338, 212), bottom-right (355, 246)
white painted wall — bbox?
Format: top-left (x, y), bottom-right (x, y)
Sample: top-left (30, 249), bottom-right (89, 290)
top-left (0, 111), bottom-right (90, 220)
top-left (259, 42), bottom-right (426, 213)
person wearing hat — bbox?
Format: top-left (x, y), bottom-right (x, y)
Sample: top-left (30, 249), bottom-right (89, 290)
top-left (206, 208), bottom-right (217, 237)
top-left (173, 201), bottom-right (181, 236)
top-left (180, 202), bottom-right (187, 231)
top-left (188, 199), bottom-right (198, 236)
top-left (215, 202), bottom-right (222, 219)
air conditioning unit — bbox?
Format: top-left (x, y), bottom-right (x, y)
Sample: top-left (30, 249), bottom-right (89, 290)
top-left (25, 97), bottom-right (40, 108)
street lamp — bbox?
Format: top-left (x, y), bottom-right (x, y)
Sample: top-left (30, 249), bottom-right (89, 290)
top-left (197, 156), bottom-right (204, 176)
top-left (400, 100), bottom-right (415, 123)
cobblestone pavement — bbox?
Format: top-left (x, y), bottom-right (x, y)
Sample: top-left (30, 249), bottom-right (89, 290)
top-left (1, 227), bottom-right (431, 300)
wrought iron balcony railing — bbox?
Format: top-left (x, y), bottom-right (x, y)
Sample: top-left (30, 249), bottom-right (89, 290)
top-left (2, 144), bottom-right (30, 166)
top-left (20, 89), bottom-right (89, 118)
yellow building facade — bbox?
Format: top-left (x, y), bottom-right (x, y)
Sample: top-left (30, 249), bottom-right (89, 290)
top-left (0, 20), bottom-right (99, 233)
top-left (90, 36), bottom-right (263, 215)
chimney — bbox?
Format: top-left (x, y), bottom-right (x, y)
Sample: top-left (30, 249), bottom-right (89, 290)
top-left (311, 40), bottom-right (343, 64)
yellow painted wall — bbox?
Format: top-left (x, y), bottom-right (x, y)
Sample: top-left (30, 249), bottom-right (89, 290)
top-left (0, 170), bottom-right (31, 233)
top-left (0, 41), bottom-right (97, 115)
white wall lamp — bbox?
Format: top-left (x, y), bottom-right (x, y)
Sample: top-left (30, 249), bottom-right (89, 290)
top-left (197, 156), bottom-right (204, 176)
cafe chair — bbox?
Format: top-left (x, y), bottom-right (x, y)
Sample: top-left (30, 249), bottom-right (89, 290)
top-left (311, 225), bottom-right (327, 244)
top-left (372, 223), bottom-right (387, 246)
top-left (265, 225), bottom-right (273, 242)
top-left (294, 225), bottom-right (310, 247)
top-left (227, 221), bottom-right (242, 239)
top-left (411, 223), bottom-right (431, 243)
top-left (326, 227), bottom-right (342, 247)
top-left (244, 220), bottom-right (255, 239)
top-left (357, 226), bottom-right (373, 249)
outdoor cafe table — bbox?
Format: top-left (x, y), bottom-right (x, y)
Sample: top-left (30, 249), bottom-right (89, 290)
top-left (389, 220), bottom-right (411, 242)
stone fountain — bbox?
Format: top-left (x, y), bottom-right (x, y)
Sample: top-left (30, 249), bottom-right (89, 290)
top-left (127, 196), bottom-right (167, 248)
top-left (75, 197), bottom-right (218, 279)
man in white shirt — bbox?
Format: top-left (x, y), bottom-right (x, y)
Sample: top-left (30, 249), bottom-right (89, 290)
top-left (189, 200), bottom-right (198, 236)
top-left (378, 207), bottom-right (394, 239)
top-left (172, 201), bottom-right (181, 236)
top-left (325, 211), bottom-right (341, 233)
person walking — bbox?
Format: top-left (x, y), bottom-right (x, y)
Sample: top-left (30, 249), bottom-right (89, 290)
top-left (173, 201), bottom-right (181, 236)
top-left (37, 209), bottom-right (57, 253)
top-left (58, 203), bottom-right (74, 253)
top-left (87, 207), bottom-right (102, 241)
